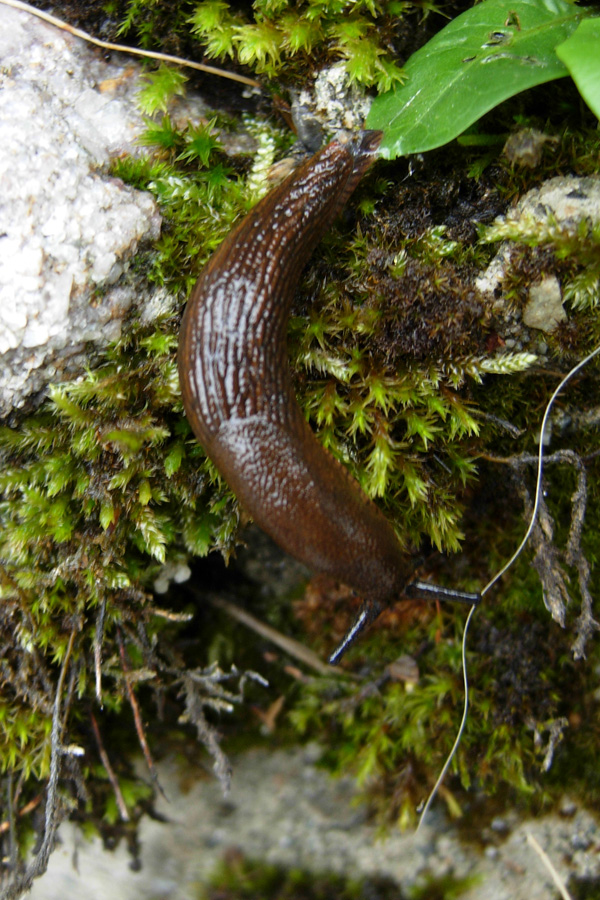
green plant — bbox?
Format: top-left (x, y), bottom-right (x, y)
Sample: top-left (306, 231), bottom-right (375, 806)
top-left (367, 0), bottom-right (600, 158)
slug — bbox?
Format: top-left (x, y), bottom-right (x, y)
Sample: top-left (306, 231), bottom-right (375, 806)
top-left (178, 131), bottom-right (417, 662)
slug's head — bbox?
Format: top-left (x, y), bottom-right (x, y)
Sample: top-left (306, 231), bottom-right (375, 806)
top-left (314, 128), bottom-right (382, 205)
top-left (346, 129), bottom-right (383, 170)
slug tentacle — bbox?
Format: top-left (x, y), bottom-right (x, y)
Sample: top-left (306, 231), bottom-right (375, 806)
top-left (179, 129), bottom-right (418, 661)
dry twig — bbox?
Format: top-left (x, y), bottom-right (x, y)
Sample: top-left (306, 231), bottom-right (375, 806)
top-left (175, 662), bottom-right (268, 792)
top-left (90, 713), bottom-right (130, 822)
top-left (116, 630), bottom-right (166, 801)
top-left (505, 450), bottom-right (598, 658)
top-left (526, 830), bottom-right (573, 900)
top-left (203, 590), bottom-right (346, 678)
top-left (94, 599), bottom-right (107, 706)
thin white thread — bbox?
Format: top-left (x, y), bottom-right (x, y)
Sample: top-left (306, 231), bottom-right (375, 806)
top-left (479, 342), bottom-right (600, 600)
top-left (417, 343), bottom-right (600, 832)
top-left (416, 602), bottom-right (476, 832)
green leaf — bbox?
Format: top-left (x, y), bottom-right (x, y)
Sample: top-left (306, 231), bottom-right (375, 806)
top-left (182, 510), bottom-right (218, 556)
top-left (138, 116), bottom-right (180, 152)
top-left (138, 479), bottom-right (152, 506)
top-left (280, 13), bottom-right (322, 53)
top-left (255, 0), bottom-right (289, 15)
top-left (135, 507), bottom-right (167, 562)
top-left (189, 0), bottom-right (230, 33)
top-left (555, 17), bottom-right (600, 120)
top-left (367, 0), bottom-right (583, 158)
top-left (139, 331), bottom-right (178, 357)
top-left (103, 430), bottom-right (144, 453)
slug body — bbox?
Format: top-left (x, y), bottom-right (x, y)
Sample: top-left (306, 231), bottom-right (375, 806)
top-left (178, 131), bottom-right (413, 658)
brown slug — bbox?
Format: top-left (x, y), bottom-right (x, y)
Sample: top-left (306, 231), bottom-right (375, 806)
top-left (178, 131), bottom-right (475, 663)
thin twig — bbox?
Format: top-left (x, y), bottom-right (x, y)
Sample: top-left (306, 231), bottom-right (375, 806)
top-left (151, 607), bottom-right (194, 622)
top-left (116, 630), bottom-right (166, 801)
top-left (4, 774), bottom-right (17, 877)
top-left (480, 343), bottom-right (600, 601)
top-left (202, 590), bottom-right (348, 678)
top-left (90, 713), bottom-right (130, 822)
top-left (483, 447), bottom-right (598, 655)
top-left (41, 631), bottom-right (76, 851)
top-left (0, 0), bottom-right (261, 88)
top-left (475, 410), bottom-right (524, 438)
top-left (526, 831), bottom-right (573, 900)
top-left (181, 675), bottom-right (233, 793)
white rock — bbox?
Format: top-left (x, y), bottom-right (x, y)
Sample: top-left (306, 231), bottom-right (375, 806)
top-left (477, 176), bottom-right (600, 324)
top-left (523, 276), bottom-right (566, 333)
top-left (0, 4), bottom-right (172, 416)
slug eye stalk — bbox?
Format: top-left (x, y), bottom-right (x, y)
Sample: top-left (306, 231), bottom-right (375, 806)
top-left (328, 583), bottom-right (482, 665)
top-left (406, 581), bottom-right (482, 605)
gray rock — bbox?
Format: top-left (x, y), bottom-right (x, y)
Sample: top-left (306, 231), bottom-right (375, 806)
top-left (25, 748), bottom-right (600, 900)
top-left (0, 5), bottom-right (166, 417)
top-left (523, 276), bottom-right (566, 333)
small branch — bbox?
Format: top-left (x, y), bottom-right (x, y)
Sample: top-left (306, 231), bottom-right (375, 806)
top-left (181, 675), bottom-right (232, 793)
top-left (4, 774), bottom-right (17, 877)
top-left (531, 717), bottom-right (569, 773)
top-left (151, 607), bottom-right (194, 622)
top-left (0, 629), bottom-right (77, 900)
top-left (481, 449), bottom-right (593, 467)
top-left (481, 448), bottom-right (598, 657)
top-left (475, 410), bottom-right (524, 438)
top-left (90, 713), bottom-right (129, 822)
top-left (0, 795), bottom-right (42, 836)
top-left (116, 630), bottom-right (166, 801)
top-left (562, 454), bottom-right (598, 658)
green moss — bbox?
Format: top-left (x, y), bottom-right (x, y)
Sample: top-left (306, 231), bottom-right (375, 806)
top-left (188, 0), bottom-right (405, 87)
top-left (291, 559), bottom-right (600, 827)
top-left (115, 0), bottom-right (407, 88)
top-left (1, 23), bottom-right (599, 880)
top-left (0, 312), bottom-right (237, 771)
top-left (283, 124), bottom-right (600, 827)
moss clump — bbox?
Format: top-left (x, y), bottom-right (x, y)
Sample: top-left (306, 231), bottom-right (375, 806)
top-left (0, 115), bottom-right (265, 889)
top-left (116, 0), bottom-right (410, 89)
top-left (285, 126), bottom-right (600, 826)
top-left (203, 853), bottom-right (396, 899)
